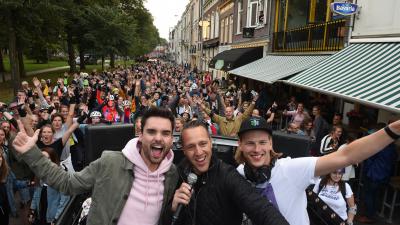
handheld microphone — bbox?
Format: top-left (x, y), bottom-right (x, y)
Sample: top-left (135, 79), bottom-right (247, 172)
top-left (171, 173), bottom-right (198, 225)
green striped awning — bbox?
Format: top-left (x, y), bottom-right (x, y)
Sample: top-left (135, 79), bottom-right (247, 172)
top-left (228, 55), bottom-right (329, 83)
top-left (286, 43), bottom-right (400, 113)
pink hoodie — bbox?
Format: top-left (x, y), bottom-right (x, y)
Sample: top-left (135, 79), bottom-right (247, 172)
top-left (118, 138), bottom-right (174, 225)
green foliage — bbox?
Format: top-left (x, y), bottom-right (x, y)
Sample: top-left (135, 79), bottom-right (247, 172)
top-left (0, 0), bottom-right (161, 82)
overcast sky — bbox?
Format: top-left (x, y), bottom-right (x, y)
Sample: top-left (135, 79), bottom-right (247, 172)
top-left (145, 0), bottom-right (189, 40)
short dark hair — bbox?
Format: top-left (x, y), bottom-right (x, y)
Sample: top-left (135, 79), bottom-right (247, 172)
top-left (141, 107), bottom-right (175, 132)
top-left (180, 120), bottom-right (210, 144)
top-left (51, 113), bottom-right (65, 123)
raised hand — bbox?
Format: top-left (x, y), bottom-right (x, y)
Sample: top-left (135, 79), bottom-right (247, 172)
top-left (12, 120), bottom-right (40, 154)
top-left (32, 77), bottom-right (41, 88)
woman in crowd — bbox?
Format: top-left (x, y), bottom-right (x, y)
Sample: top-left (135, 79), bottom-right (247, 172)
top-left (36, 122), bottom-right (79, 161)
top-left (313, 168), bottom-right (356, 225)
top-left (0, 141), bottom-right (9, 225)
top-left (29, 147), bottom-right (69, 225)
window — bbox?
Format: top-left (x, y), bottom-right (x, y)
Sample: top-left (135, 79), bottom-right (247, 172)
top-left (224, 17), bottom-right (229, 43)
top-left (248, 0), bottom-right (265, 27)
top-left (210, 13), bottom-right (215, 38)
top-left (236, 0), bottom-right (243, 34)
top-left (215, 12), bottom-right (219, 38)
top-left (229, 15), bottom-right (233, 43)
top-left (220, 18), bottom-right (225, 43)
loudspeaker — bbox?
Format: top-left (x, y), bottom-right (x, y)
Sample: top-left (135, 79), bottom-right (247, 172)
top-left (243, 27), bottom-right (255, 38)
top-left (84, 124), bottom-right (134, 165)
top-left (272, 131), bottom-right (311, 158)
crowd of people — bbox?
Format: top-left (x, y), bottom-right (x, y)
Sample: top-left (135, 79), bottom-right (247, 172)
top-left (0, 60), bottom-right (399, 225)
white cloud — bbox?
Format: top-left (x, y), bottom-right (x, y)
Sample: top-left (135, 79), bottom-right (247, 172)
top-left (145, 0), bottom-right (188, 40)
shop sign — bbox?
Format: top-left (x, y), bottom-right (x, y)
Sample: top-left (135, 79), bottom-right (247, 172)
top-left (330, 2), bottom-right (358, 16)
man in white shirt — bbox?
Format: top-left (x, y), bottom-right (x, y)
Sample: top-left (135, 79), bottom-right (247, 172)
top-left (235, 117), bottom-right (400, 224)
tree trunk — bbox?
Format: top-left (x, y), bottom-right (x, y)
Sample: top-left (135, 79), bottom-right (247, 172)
top-left (8, 15), bottom-right (20, 95)
top-left (67, 30), bottom-right (76, 73)
top-left (0, 50), bottom-right (5, 73)
top-left (101, 55), bottom-right (104, 71)
top-left (79, 46), bottom-right (85, 70)
top-left (110, 53), bottom-right (115, 69)
top-left (17, 44), bottom-right (25, 78)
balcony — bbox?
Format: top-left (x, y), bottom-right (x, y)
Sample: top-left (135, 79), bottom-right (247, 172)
top-left (273, 20), bottom-right (346, 52)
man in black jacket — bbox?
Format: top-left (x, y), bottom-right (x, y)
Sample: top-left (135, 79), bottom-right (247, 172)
top-left (168, 121), bottom-right (288, 225)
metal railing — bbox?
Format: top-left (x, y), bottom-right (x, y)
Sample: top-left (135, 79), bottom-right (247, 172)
top-left (273, 20), bottom-right (346, 52)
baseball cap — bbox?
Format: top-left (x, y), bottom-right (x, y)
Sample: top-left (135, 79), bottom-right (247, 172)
top-left (238, 117), bottom-right (272, 137)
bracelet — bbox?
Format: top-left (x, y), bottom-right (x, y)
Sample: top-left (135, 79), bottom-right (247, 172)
top-left (384, 126), bottom-right (400, 140)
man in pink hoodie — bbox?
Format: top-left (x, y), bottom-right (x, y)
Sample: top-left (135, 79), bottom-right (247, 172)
top-left (12, 107), bottom-right (179, 225)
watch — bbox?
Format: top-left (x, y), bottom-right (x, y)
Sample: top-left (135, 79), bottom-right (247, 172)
top-left (384, 126), bottom-right (400, 140)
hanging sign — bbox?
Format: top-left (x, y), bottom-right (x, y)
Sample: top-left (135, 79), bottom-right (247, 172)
top-left (330, 2), bottom-right (358, 16)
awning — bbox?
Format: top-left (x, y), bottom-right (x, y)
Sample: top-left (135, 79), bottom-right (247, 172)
top-left (228, 55), bottom-right (329, 83)
top-left (209, 47), bottom-right (263, 71)
top-left (286, 42), bottom-right (400, 113)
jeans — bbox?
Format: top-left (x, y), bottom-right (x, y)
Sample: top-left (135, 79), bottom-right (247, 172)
top-left (363, 176), bottom-right (386, 218)
top-left (5, 171), bottom-right (31, 216)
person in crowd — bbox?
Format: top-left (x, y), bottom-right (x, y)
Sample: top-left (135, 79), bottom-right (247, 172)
top-left (12, 108), bottom-right (179, 225)
top-left (337, 134), bottom-right (357, 182)
top-left (312, 105), bottom-right (330, 156)
top-left (89, 111), bottom-right (102, 125)
top-left (36, 122), bottom-right (79, 161)
top-left (199, 94), bottom-right (257, 137)
top-left (283, 102), bottom-right (310, 127)
top-left (286, 122), bottom-right (306, 135)
top-left (313, 168), bottom-right (356, 224)
top-left (252, 109), bottom-right (261, 117)
top-left (174, 117), bottom-right (184, 133)
top-left (28, 147), bottom-right (69, 225)
top-left (167, 121), bottom-right (289, 225)
top-left (0, 152), bottom-right (10, 225)
top-left (331, 113), bottom-right (347, 145)
top-left (302, 119), bottom-right (316, 141)
top-left (357, 123), bottom-right (398, 223)
top-left (320, 125), bottom-right (343, 155)
top-left (234, 116), bottom-right (400, 224)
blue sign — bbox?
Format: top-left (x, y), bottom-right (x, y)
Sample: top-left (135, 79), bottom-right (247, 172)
top-left (330, 2), bottom-right (358, 16)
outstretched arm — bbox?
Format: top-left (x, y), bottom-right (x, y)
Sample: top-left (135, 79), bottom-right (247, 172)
top-left (61, 122), bottom-right (79, 146)
top-left (315, 121), bottom-right (400, 177)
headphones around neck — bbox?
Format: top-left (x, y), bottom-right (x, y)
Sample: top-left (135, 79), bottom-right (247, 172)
top-left (244, 159), bottom-right (276, 185)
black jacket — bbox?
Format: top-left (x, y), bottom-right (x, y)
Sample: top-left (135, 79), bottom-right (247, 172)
top-left (166, 156), bottom-right (289, 225)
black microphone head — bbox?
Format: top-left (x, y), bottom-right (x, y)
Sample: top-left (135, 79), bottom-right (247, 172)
top-left (187, 173), bottom-right (198, 186)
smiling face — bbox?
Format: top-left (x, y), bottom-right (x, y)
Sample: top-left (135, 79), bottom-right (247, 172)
top-left (181, 126), bottom-right (212, 175)
top-left (330, 170), bottom-right (344, 183)
top-left (238, 130), bottom-right (273, 169)
top-left (139, 117), bottom-right (173, 171)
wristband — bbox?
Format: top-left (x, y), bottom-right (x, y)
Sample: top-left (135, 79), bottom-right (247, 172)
top-left (384, 126), bottom-right (400, 140)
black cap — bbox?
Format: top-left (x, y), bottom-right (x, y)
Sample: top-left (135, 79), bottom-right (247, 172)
top-left (238, 117), bottom-right (273, 137)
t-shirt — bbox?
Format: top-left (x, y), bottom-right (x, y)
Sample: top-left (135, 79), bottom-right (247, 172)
top-left (237, 157), bottom-right (318, 225)
top-left (36, 138), bottom-right (64, 159)
top-left (313, 179), bottom-right (353, 221)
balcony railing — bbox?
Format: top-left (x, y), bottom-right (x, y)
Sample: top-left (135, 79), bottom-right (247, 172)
top-left (273, 20), bottom-right (346, 52)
